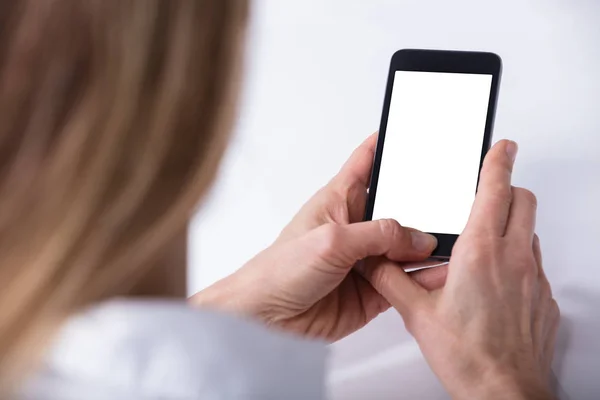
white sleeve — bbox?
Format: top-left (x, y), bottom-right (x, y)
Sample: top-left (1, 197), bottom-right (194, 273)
top-left (21, 300), bottom-right (328, 400)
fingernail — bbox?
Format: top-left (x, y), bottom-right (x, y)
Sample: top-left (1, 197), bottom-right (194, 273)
top-left (506, 140), bottom-right (518, 163)
top-left (410, 231), bottom-right (437, 252)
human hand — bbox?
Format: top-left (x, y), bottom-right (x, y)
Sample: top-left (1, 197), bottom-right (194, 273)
top-left (193, 218), bottom-right (437, 341)
top-left (364, 140), bottom-right (560, 399)
top-left (277, 133), bottom-right (448, 290)
top-left (275, 134), bottom-right (380, 242)
top-left (191, 133), bottom-right (446, 341)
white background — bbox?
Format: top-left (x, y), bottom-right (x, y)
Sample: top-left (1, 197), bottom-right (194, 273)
top-left (189, 1), bottom-right (600, 398)
top-left (373, 71), bottom-right (491, 235)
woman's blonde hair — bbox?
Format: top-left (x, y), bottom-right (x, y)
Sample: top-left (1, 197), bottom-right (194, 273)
top-left (0, 0), bottom-right (247, 391)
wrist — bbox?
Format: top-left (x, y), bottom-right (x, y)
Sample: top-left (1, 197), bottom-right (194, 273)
top-left (190, 277), bottom-right (256, 314)
top-left (189, 275), bottom-right (277, 321)
top-left (456, 370), bottom-right (555, 400)
top-left (190, 276), bottom-right (320, 339)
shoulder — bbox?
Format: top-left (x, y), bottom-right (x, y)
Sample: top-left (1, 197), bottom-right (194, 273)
top-left (21, 300), bottom-right (327, 400)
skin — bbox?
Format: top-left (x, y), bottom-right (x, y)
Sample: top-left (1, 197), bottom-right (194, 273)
top-left (193, 133), bottom-right (445, 341)
top-left (192, 136), bottom-right (558, 398)
top-left (362, 140), bottom-right (559, 399)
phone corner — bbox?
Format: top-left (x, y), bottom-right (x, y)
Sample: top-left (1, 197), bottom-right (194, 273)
top-left (487, 52), bottom-right (503, 73)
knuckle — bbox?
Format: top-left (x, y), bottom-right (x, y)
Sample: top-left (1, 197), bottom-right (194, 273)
top-left (325, 191), bottom-right (352, 224)
top-left (519, 268), bottom-right (538, 293)
top-left (519, 260), bottom-right (539, 283)
top-left (486, 183), bottom-right (513, 204)
top-left (456, 246), bottom-right (486, 268)
top-left (407, 304), bottom-right (435, 336)
top-left (512, 253), bottom-right (538, 275)
top-left (316, 223), bottom-right (343, 256)
top-left (377, 218), bottom-right (404, 241)
top-left (540, 278), bottom-right (553, 299)
top-left (474, 185), bottom-right (512, 215)
top-left (550, 298), bottom-right (560, 320)
top-left (369, 266), bottom-right (391, 292)
top-left (452, 236), bottom-right (491, 266)
top-left (532, 234), bottom-right (544, 265)
top-left (514, 187), bottom-right (538, 208)
top-left (455, 233), bottom-right (495, 255)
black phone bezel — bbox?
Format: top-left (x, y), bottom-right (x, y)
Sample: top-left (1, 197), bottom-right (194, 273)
top-left (364, 49), bottom-right (503, 259)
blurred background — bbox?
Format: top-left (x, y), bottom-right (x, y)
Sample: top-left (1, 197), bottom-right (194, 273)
top-left (189, 0), bottom-right (600, 398)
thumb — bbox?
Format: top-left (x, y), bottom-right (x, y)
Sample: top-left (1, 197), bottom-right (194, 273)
top-left (309, 219), bottom-right (438, 269)
top-left (358, 257), bottom-right (431, 321)
top-left (282, 219), bottom-right (435, 314)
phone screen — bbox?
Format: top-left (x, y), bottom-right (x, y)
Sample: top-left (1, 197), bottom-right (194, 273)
top-left (371, 71), bottom-right (493, 235)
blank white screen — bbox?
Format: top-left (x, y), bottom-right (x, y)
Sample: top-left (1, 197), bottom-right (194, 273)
top-left (372, 71), bottom-right (492, 234)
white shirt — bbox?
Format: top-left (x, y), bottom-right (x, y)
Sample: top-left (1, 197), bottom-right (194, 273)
top-left (21, 301), bottom-right (327, 400)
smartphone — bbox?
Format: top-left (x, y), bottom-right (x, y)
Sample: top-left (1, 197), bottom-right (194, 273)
top-left (364, 49), bottom-right (502, 259)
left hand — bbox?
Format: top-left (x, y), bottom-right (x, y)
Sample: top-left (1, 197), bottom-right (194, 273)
top-left (276, 133), bottom-right (381, 242)
top-left (191, 133), bottom-right (447, 341)
top-left (277, 133), bottom-right (448, 290)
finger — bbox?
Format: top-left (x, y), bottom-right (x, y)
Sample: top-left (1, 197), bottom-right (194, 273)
top-left (533, 235), bottom-right (551, 310)
top-left (534, 235), bottom-right (557, 345)
top-left (356, 260), bottom-right (447, 291)
top-left (531, 234), bottom-right (556, 363)
top-left (533, 234), bottom-right (548, 284)
top-left (311, 219), bottom-right (437, 270)
top-left (464, 140), bottom-right (518, 236)
top-left (542, 299), bottom-right (560, 377)
top-left (505, 187), bottom-right (537, 240)
top-left (408, 264), bottom-right (448, 291)
top-left (533, 233), bottom-right (543, 267)
top-left (358, 257), bottom-right (429, 318)
top-left (345, 176), bottom-right (369, 223)
top-left (333, 132), bottom-right (378, 188)
top-left (276, 133), bottom-right (378, 242)
top-left (351, 271), bottom-right (392, 319)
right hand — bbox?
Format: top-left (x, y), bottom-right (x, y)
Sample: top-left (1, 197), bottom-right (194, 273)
top-left (363, 140), bottom-right (560, 399)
